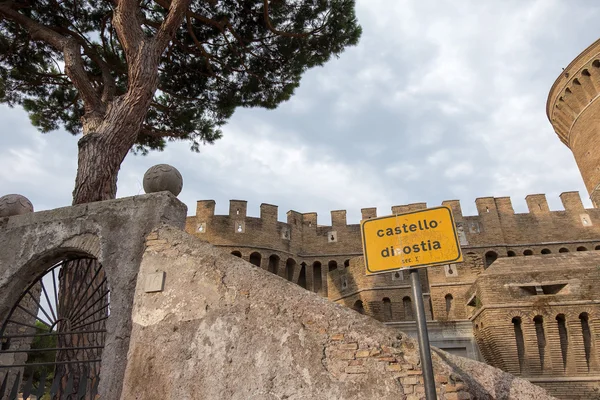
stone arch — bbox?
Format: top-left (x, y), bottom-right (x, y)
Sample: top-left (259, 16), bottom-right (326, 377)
top-left (512, 316), bottom-right (526, 374)
top-left (577, 246), bottom-right (588, 252)
top-left (556, 313), bottom-right (569, 371)
top-left (559, 247), bottom-right (570, 253)
top-left (595, 245), bottom-right (600, 250)
top-left (328, 260), bottom-right (338, 272)
top-left (231, 251), bottom-right (242, 258)
top-left (541, 248), bottom-right (551, 254)
top-left (507, 251), bottom-right (516, 257)
top-left (298, 262), bottom-right (307, 289)
top-left (249, 252), bottom-right (262, 267)
top-left (484, 251), bottom-right (498, 269)
top-left (344, 259), bottom-right (350, 268)
top-left (353, 300), bottom-right (365, 314)
top-left (268, 254), bottom-right (280, 274)
top-left (0, 192), bottom-right (188, 400)
top-left (285, 258), bottom-right (296, 281)
top-left (445, 294), bottom-right (453, 317)
top-left (313, 261), bottom-right (322, 293)
top-left (403, 297), bottom-right (413, 320)
top-left (382, 297), bottom-right (392, 321)
top-left (523, 249), bottom-right (533, 256)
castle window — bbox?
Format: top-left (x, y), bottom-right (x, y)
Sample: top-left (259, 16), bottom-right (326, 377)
top-left (285, 258), bottom-right (296, 281)
top-left (344, 259), bottom-right (350, 268)
top-left (595, 245), bottom-right (600, 250)
top-left (313, 261), bottom-right (322, 293)
top-left (353, 300), bottom-right (365, 315)
top-left (328, 260), bottom-right (338, 272)
top-left (559, 248), bottom-right (569, 253)
top-left (534, 315), bottom-right (547, 371)
top-left (593, 60), bottom-right (600, 68)
top-left (523, 249), bottom-right (533, 256)
top-left (484, 251), bottom-right (498, 269)
top-left (513, 317), bottom-right (526, 374)
top-left (231, 251), bottom-right (242, 258)
top-left (382, 298), bottom-right (392, 321)
top-left (249, 252), bottom-right (262, 267)
top-left (403, 297), bottom-right (413, 321)
top-left (268, 254), bottom-right (280, 274)
top-left (298, 263), bottom-right (307, 289)
top-left (580, 312), bottom-right (593, 371)
top-left (583, 68), bottom-right (592, 76)
top-left (557, 314), bottom-right (569, 370)
top-left (445, 294), bottom-right (453, 317)
top-left (507, 251), bottom-right (516, 257)
top-left (541, 249), bottom-right (551, 254)
top-left (577, 246), bottom-right (588, 252)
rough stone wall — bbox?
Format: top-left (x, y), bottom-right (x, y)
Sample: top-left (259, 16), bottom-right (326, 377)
top-left (121, 226), bottom-right (556, 400)
top-left (0, 192), bottom-right (187, 400)
top-left (547, 38), bottom-right (600, 206)
top-left (470, 253), bottom-right (600, 399)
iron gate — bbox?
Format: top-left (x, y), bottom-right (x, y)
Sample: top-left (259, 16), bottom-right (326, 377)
top-left (0, 257), bottom-right (109, 399)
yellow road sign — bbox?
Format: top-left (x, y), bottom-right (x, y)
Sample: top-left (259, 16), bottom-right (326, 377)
top-left (361, 206), bottom-right (463, 274)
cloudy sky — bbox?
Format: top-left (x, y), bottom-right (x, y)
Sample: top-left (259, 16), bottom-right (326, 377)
top-left (1, 0), bottom-right (599, 224)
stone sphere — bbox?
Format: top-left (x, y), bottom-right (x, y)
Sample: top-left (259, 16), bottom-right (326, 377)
top-left (143, 164), bottom-right (183, 196)
top-left (0, 194), bottom-right (34, 217)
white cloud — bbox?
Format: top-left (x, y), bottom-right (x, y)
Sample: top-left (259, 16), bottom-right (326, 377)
top-left (1, 0), bottom-right (598, 222)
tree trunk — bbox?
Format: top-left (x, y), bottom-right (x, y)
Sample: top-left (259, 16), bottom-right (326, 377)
top-left (71, 133), bottom-right (128, 205)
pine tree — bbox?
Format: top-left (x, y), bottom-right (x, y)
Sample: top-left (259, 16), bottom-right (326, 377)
top-left (0, 0), bottom-right (361, 204)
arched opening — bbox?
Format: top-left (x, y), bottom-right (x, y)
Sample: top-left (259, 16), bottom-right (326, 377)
top-left (445, 294), bottom-right (453, 317)
top-left (328, 260), bottom-right (338, 272)
top-left (595, 245), bottom-right (600, 250)
top-left (353, 300), bottom-right (365, 315)
top-left (513, 317), bottom-right (525, 373)
top-left (382, 298), bottom-right (392, 321)
top-left (541, 249), bottom-right (551, 255)
top-left (534, 315), bottom-right (546, 371)
top-left (556, 314), bottom-right (569, 370)
top-left (0, 256), bottom-right (108, 398)
top-left (249, 252), bottom-right (262, 267)
top-left (507, 251), bottom-right (516, 257)
top-left (285, 258), bottom-right (296, 281)
top-left (484, 251), bottom-right (498, 269)
top-left (523, 250), bottom-right (533, 256)
top-left (313, 261), bottom-right (322, 293)
top-left (580, 312), bottom-right (593, 371)
top-left (344, 259), bottom-right (350, 268)
top-left (298, 262), bottom-right (307, 289)
top-left (231, 251), bottom-right (242, 258)
top-left (559, 248), bottom-right (569, 253)
top-left (403, 297), bottom-right (413, 320)
top-left (268, 254), bottom-right (280, 274)
top-left (577, 246), bottom-right (588, 252)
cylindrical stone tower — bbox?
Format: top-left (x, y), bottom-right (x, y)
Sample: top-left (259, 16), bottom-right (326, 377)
top-left (548, 38), bottom-right (600, 207)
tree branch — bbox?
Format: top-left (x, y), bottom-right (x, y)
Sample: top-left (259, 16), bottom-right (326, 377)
top-left (0, 3), bottom-right (104, 113)
top-left (112, 0), bottom-right (144, 61)
top-left (263, 0), bottom-right (325, 39)
top-left (155, 0), bottom-right (191, 51)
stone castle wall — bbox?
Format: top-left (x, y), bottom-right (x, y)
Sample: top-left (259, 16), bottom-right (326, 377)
top-left (547, 38), bottom-right (600, 206)
top-left (468, 253), bottom-right (600, 399)
top-left (186, 191), bottom-right (600, 321)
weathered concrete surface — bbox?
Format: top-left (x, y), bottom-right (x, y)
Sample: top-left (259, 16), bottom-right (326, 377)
top-left (122, 226), bottom-right (556, 400)
top-left (0, 192), bottom-right (187, 400)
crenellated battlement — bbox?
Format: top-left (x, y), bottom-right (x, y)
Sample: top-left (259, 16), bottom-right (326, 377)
top-left (186, 190), bottom-right (600, 263)
top-left (192, 192), bottom-right (594, 228)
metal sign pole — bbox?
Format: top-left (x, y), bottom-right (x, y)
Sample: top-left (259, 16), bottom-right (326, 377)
top-left (409, 268), bottom-right (437, 400)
